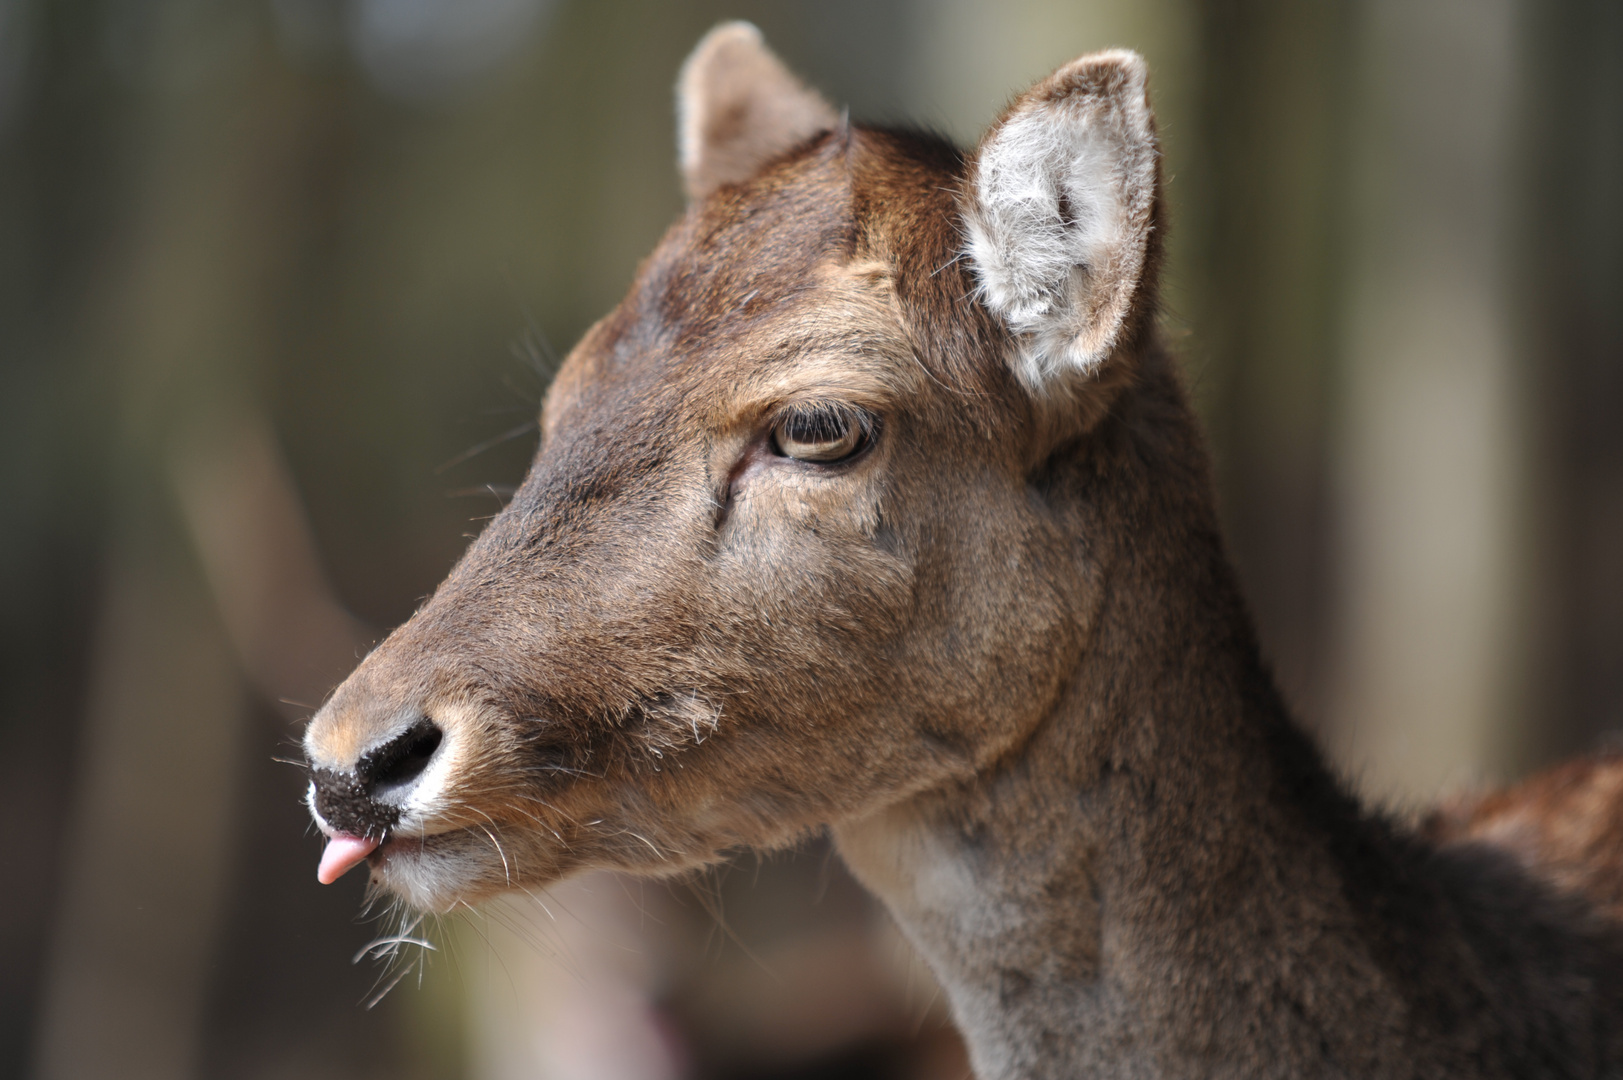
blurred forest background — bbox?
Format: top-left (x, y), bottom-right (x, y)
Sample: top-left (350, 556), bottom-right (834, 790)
top-left (2, 1), bottom-right (1619, 1078)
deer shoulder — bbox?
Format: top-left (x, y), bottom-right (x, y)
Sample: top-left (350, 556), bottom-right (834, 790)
top-left (1426, 752), bottom-right (1623, 924)
top-left (302, 22), bottom-right (1623, 1079)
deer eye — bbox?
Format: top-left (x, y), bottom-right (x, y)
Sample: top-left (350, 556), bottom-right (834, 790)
top-left (771, 404), bottom-right (871, 464)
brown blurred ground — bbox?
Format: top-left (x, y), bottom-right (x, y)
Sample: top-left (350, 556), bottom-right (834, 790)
top-left (1, 2), bottom-right (1619, 1078)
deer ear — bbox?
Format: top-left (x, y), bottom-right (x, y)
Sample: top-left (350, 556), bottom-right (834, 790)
top-left (677, 22), bottom-right (839, 202)
top-left (964, 50), bottom-right (1159, 392)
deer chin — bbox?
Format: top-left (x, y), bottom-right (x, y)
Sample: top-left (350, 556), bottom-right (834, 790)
top-left (368, 825), bottom-right (545, 914)
top-left (362, 786), bottom-right (728, 914)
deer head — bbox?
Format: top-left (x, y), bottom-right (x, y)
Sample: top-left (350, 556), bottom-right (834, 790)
top-left (304, 22), bottom-right (1163, 915)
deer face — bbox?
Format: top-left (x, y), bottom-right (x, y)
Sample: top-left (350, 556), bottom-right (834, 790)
top-left (304, 24), bottom-right (1159, 913)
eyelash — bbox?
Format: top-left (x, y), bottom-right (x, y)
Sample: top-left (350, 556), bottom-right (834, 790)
top-left (770, 403), bottom-right (877, 464)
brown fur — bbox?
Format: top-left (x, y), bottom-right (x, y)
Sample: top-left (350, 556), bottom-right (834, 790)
top-left (304, 27), bottom-right (1623, 1079)
top-left (1427, 752), bottom-right (1623, 923)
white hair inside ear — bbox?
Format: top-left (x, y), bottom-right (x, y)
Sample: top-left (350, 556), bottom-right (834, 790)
top-left (964, 50), bottom-right (1158, 392)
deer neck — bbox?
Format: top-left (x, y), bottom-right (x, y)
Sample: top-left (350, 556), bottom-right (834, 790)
top-left (834, 362), bottom-right (1405, 1079)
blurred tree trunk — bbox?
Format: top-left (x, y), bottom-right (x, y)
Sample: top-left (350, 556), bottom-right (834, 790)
top-left (1188, 1), bottom-right (1356, 731)
top-left (1326, 0), bottom-right (1534, 805)
top-left (1192, 0), bottom-right (1623, 802)
top-left (30, 10), bottom-right (298, 1077)
top-left (0, 1), bottom-right (127, 1073)
top-left (27, 6), bottom-right (423, 1079)
top-left (1520, 0), bottom-right (1623, 766)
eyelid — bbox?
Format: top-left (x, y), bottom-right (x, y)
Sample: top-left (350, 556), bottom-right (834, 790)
top-left (771, 400), bottom-right (876, 436)
top-left (716, 400), bottom-right (882, 522)
top-left (768, 402), bottom-right (880, 466)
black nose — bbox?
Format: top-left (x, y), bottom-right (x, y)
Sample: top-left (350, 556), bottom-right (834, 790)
top-left (311, 718), bottom-right (443, 837)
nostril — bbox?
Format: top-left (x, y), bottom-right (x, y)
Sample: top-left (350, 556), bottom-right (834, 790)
top-left (360, 718), bottom-right (444, 793)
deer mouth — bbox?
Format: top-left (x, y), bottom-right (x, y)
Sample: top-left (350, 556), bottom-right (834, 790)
top-left (316, 832), bottom-right (381, 884)
top-left (309, 790), bottom-right (484, 898)
top-left (366, 822), bottom-right (538, 912)
top-left (311, 824), bottom-right (457, 870)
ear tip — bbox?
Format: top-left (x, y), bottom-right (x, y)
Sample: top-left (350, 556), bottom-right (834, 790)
top-left (676, 21), bottom-right (838, 202)
top-left (1063, 47), bottom-right (1147, 75)
top-left (679, 21), bottom-right (762, 87)
top-left (1050, 48), bottom-right (1150, 101)
top-left (690, 20), bottom-right (764, 58)
top-left (677, 21), bottom-right (773, 180)
top-left (1089, 47), bottom-right (1148, 70)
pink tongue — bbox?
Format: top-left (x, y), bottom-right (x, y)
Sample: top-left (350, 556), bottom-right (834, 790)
top-left (317, 834), bottom-right (381, 885)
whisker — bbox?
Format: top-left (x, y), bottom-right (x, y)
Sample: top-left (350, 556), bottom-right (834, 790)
top-left (445, 484), bottom-right (519, 501)
top-left (362, 959), bottom-right (416, 1010)
top-left (623, 830), bottom-right (667, 861)
top-left (353, 934), bottom-right (437, 964)
top-left (474, 823), bottom-right (512, 884)
top-left (433, 420), bottom-right (538, 475)
top-left (500, 802), bottom-right (566, 846)
top-left (533, 763), bottom-right (604, 779)
top-left (516, 884), bottom-right (559, 924)
top-left (530, 796), bottom-right (592, 829)
top-left (928, 250), bottom-right (965, 278)
top-left (683, 866), bottom-right (782, 984)
top-left (508, 301), bottom-right (561, 382)
top-left (457, 901), bottom-right (526, 998)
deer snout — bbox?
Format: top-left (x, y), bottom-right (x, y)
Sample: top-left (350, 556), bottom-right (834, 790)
top-left (308, 717), bottom-right (443, 835)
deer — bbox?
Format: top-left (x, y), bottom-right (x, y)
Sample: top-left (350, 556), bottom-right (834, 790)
top-left (302, 23), bottom-right (1623, 1079)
